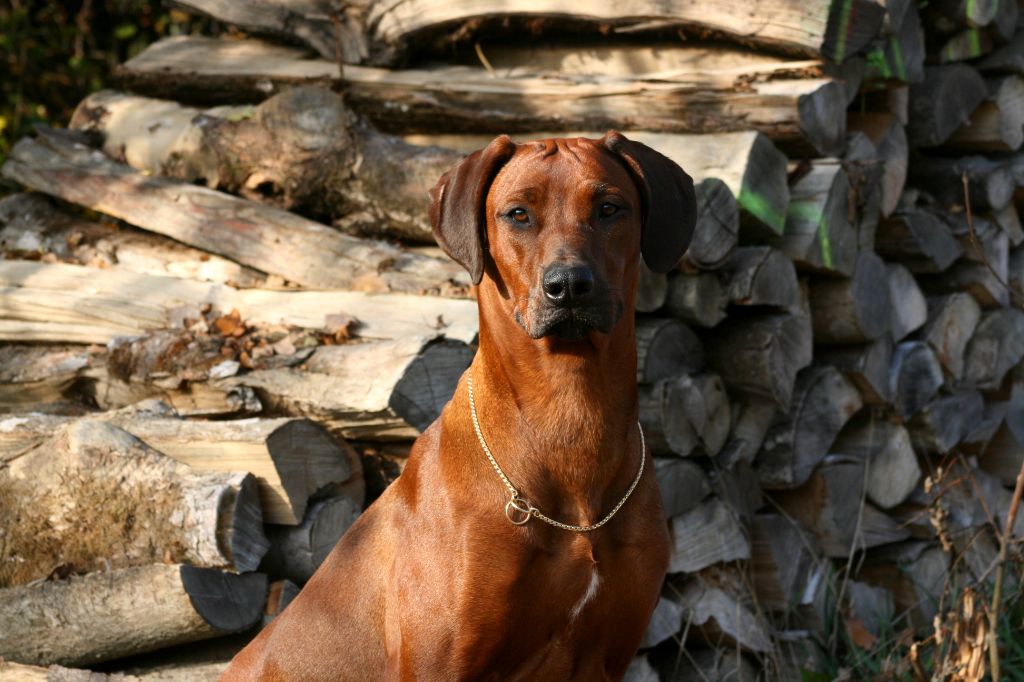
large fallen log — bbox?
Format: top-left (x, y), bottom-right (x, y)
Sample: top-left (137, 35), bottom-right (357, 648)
top-left (0, 420), bottom-right (267, 587)
top-left (0, 261), bottom-right (479, 345)
top-left (221, 337), bottom-right (475, 439)
top-left (0, 412), bottom-right (354, 525)
top-left (167, 0), bottom-right (886, 65)
top-left (113, 36), bottom-right (849, 155)
top-left (70, 89), bottom-right (461, 243)
top-left (0, 563), bottom-right (266, 667)
top-left (1, 128), bottom-right (467, 295)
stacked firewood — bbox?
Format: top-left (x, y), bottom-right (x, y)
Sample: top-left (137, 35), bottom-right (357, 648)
top-left (2, 0), bottom-right (1024, 678)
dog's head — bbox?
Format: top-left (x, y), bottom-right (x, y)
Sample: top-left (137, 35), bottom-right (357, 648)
top-left (429, 133), bottom-right (696, 341)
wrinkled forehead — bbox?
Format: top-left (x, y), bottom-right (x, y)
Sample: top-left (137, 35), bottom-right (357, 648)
top-left (488, 137), bottom-right (640, 202)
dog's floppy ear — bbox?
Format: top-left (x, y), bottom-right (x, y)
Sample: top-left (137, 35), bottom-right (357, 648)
top-left (602, 131), bottom-right (697, 273)
top-left (429, 135), bottom-right (518, 285)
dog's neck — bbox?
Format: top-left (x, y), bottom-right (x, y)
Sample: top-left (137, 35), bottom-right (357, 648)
top-left (464, 312), bottom-right (641, 526)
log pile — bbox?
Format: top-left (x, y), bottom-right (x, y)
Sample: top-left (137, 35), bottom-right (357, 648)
top-left (2, 0), bottom-right (1024, 678)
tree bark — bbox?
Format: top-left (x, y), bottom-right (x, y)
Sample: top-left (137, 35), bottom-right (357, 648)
top-left (0, 564), bottom-right (266, 667)
top-left (0, 261), bottom-right (479, 345)
top-left (1, 128), bottom-right (467, 295)
top-left (0, 420), bottom-right (268, 587)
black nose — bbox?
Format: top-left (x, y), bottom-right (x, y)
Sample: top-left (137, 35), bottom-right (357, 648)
top-left (542, 264), bottom-right (595, 307)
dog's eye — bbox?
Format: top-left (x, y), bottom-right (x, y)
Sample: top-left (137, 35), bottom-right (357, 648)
top-left (599, 203), bottom-right (620, 218)
top-left (508, 208), bottom-right (530, 224)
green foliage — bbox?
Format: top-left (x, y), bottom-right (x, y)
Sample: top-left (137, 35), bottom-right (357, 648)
top-left (0, 0), bottom-right (220, 186)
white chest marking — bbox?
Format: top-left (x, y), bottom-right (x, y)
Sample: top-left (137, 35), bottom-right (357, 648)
top-left (569, 568), bottom-right (601, 621)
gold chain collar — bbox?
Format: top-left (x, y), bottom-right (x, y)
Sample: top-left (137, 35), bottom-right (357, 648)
top-left (466, 369), bottom-right (646, 532)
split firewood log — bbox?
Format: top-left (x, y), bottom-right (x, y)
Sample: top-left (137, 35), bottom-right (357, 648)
top-left (832, 415), bottom-right (921, 509)
top-left (777, 160), bottom-right (856, 275)
top-left (890, 341), bottom-right (945, 419)
top-left (639, 373), bottom-right (730, 457)
top-left (964, 308), bottom-right (1024, 389)
top-left (859, 541), bottom-right (949, 634)
top-left (817, 337), bottom-right (894, 405)
top-left (886, 263), bottom-right (928, 341)
top-left (875, 209), bottom-right (963, 273)
top-left (685, 178), bottom-right (739, 271)
top-left (920, 292), bottom-right (983, 380)
top-left (673, 568), bottom-right (773, 652)
top-left (757, 366), bottom-right (864, 489)
top-left (662, 271), bottom-right (727, 328)
top-left (847, 113), bottom-right (908, 216)
top-left (771, 461), bottom-right (910, 557)
top-left (668, 497), bottom-right (749, 574)
top-left (635, 318), bottom-right (705, 384)
top-left (750, 513), bottom-right (820, 611)
top-left (723, 247), bottom-right (799, 310)
top-left (907, 64), bottom-right (988, 147)
top-left (947, 76), bottom-right (1024, 151)
top-left (908, 389), bottom-right (986, 454)
top-left (654, 458), bottom-right (710, 519)
top-left (705, 312), bottom-right (813, 407)
top-left (808, 250), bottom-right (893, 344)
top-left (262, 496), bottom-right (361, 583)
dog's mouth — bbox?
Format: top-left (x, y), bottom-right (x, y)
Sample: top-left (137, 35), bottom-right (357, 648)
top-left (525, 304), bottom-right (614, 341)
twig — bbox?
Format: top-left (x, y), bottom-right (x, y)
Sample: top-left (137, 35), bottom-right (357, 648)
top-left (989, 456), bottom-right (1024, 681)
top-left (330, 13), bottom-right (346, 81)
top-left (474, 42), bottom-right (497, 77)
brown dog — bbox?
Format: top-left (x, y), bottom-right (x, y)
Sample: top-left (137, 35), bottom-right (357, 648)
top-left (221, 132), bottom-right (696, 681)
